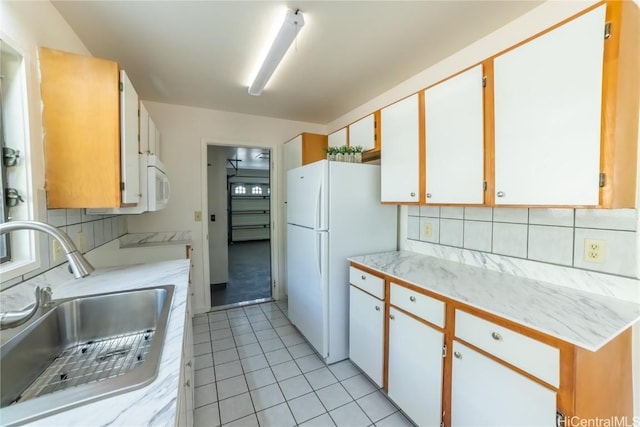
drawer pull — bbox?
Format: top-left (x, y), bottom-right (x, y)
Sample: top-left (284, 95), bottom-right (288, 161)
top-left (491, 332), bottom-right (503, 341)
top-left (409, 296), bottom-right (416, 302)
top-left (454, 351), bottom-right (462, 359)
top-left (375, 306), bottom-right (380, 311)
top-left (410, 192), bottom-right (416, 197)
top-left (389, 314), bottom-right (395, 320)
top-left (361, 275), bottom-right (366, 280)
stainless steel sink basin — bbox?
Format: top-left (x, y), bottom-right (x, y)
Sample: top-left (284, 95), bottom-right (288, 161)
top-left (0, 285), bottom-right (174, 426)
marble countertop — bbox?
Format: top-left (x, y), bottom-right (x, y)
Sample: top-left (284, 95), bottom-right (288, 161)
top-left (349, 251), bottom-right (640, 352)
top-left (4, 259), bottom-right (191, 426)
top-left (119, 231), bottom-right (192, 248)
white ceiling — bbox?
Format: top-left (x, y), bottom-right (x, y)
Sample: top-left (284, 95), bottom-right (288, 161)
top-left (51, 1), bottom-right (542, 124)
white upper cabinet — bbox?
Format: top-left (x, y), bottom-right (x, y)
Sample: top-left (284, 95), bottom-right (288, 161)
top-left (349, 114), bottom-right (376, 151)
top-left (328, 128), bottom-right (347, 148)
top-left (425, 65), bottom-right (485, 204)
top-left (119, 70), bottom-right (141, 205)
top-left (493, 5), bottom-right (606, 206)
top-left (139, 102), bottom-right (150, 154)
top-left (284, 135), bottom-right (303, 172)
top-left (381, 93), bottom-right (421, 203)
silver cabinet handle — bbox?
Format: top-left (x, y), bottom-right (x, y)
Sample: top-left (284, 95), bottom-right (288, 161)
top-left (375, 306), bottom-right (380, 311)
top-left (361, 275), bottom-right (366, 280)
top-left (389, 314), bottom-right (395, 320)
top-left (491, 332), bottom-right (503, 341)
top-left (454, 351), bottom-right (462, 359)
top-left (410, 192), bottom-right (416, 197)
top-left (409, 296), bottom-right (416, 302)
top-left (426, 193), bottom-right (432, 198)
top-left (496, 191), bottom-right (505, 198)
top-left (185, 379), bottom-right (191, 388)
top-left (186, 360), bottom-right (192, 368)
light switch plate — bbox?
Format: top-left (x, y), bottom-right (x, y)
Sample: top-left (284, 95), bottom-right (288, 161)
top-left (194, 211), bottom-right (202, 222)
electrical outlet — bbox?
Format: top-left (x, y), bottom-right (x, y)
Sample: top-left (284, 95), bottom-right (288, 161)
top-left (52, 240), bottom-right (64, 263)
top-left (76, 231), bottom-right (85, 252)
top-left (194, 211), bottom-right (202, 222)
top-left (423, 222), bottom-right (433, 238)
top-left (584, 239), bottom-right (605, 263)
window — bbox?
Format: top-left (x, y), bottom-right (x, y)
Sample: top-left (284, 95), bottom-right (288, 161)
top-left (234, 185), bottom-right (246, 195)
top-left (1, 38), bottom-right (39, 284)
top-left (251, 186), bottom-right (262, 195)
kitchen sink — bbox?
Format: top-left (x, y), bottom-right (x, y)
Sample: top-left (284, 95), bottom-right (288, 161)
top-left (0, 285), bottom-right (174, 426)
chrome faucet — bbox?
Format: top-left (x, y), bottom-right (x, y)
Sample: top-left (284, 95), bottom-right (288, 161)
top-left (0, 220), bottom-right (95, 329)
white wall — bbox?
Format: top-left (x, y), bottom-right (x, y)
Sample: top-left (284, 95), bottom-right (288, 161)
top-left (126, 101), bottom-right (325, 314)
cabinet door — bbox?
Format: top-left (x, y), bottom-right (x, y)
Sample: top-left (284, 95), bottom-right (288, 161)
top-left (349, 286), bottom-right (384, 387)
top-left (148, 117), bottom-right (157, 156)
top-left (381, 94), bottom-right (421, 203)
top-left (388, 307), bottom-right (443, 427)
top-left (451, 341), bottom-right (556, 427)
top-left (349, 114), bottom-right (375, 151)
top-left (120, 70), bottom-right (141, 205)
top-left (328, 128), bottom-right (347, 148)
top-left (493, 5), bottom-right (606, 206)
top-left (284, 135), bottom-right (303, 172)
top-left (425, 65), bottom-right (484, 204)
top-left (139, 102), bottom-right (150, 154)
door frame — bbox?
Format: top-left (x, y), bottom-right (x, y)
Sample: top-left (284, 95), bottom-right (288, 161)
top-left (200, 138), bottom-right (282, 309)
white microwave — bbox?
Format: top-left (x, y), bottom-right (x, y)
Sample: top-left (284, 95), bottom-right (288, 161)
top-left (147, 155), bottom-right (170, 211)
top-left (86, 154), bottom-right (169, 214)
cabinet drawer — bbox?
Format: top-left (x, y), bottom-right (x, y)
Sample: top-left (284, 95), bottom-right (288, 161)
top-left (390, 283), bottom-right (444, 328)
top-left (455, 310), bottom-right (559, 387)
top-left (349, 266), bottom-right (384, 299)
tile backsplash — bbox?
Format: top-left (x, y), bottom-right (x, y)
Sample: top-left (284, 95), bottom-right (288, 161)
top-left (2, 208), bottom-right (127, 290)
top-left (407, 206), bottom-right (638, 278)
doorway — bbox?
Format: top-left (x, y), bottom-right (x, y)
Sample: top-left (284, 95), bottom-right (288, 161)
top-left (207, 145), bottom-right (272, 308)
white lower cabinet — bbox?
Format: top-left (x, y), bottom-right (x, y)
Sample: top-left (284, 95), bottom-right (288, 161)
top-left (177, 293), bottom-right (194, 426)
top-left (349, 286), bottom-right (385, 387)
top-left (388, 307), bottom-right (444, 427)
top-left (451, 341), bottom-right (556, 427)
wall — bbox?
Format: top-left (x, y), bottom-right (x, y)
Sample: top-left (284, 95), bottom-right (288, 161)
top-left (126, 101), bottom-right (325, 314)
top-left (0, 1), bottom-right (129, 291)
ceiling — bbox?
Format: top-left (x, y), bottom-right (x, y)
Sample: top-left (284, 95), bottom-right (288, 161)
top-left (51, 1), bottom-right (542, 124)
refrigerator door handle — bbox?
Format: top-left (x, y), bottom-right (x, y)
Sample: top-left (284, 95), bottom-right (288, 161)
top-left (316, 232), bottom-right (322, 275)
top-left (316, 184), bottom-right (322, 230)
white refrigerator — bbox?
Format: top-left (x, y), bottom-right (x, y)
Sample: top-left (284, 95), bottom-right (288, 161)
top-left (286, 160), bottom-right (397, 364)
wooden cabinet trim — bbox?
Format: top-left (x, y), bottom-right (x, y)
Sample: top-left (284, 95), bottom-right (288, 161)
top-left (388, 303), bottom-right (446, 333)
top-left (348, 283), bottom-right (383, 302)
top-left (599, 0), bottom-right (639, 207)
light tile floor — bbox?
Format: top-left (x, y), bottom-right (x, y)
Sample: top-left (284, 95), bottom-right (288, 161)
top-left (192, 301), bottom-right (414, 427)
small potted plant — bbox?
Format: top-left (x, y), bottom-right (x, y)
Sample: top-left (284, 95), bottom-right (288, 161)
top-left (325, 146), bottom-right (337, 161)
top-left (352, 145), bottom-right (364, 163)
top-left (336, 145), bottom-right (348, 162)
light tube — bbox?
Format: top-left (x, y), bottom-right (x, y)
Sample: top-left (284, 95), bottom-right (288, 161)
top-left (248, 9), bottom-right (305, 96)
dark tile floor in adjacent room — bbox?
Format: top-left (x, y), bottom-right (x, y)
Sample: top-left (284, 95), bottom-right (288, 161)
top-left (211, 240), bottom-right (272, 307)
top-left (192, 301), bottom-right (413, 427)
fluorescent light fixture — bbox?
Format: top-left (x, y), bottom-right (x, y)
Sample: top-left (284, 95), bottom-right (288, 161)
top-left (248, 9), bottom-right (305, 96)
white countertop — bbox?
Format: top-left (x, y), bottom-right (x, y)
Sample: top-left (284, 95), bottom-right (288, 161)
top-left (119, 231), bottom-right (192, 248)
top-left (11, 259), bottom-right (191, 426)
top-left (349, 251), bottom-right (640, 352)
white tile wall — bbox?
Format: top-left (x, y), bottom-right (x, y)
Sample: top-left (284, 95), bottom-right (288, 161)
top-left (4, 207), bottom-right (128, 291)
top-left (408, 207), bottom-right (638, 278)
top-left (528, 225), bottom-right (574, 266)
top-left (493, 222), bottom-right (527, 258)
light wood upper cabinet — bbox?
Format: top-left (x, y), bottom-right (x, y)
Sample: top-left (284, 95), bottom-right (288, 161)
top-left (349, 113), bottom-right (376, 152)
top-left (380, 93), bottom-right (423, 203)
top-left (424, 64), bottom-right (485, 204)
top-left (39, 47), bottom-right (140, 208)
top-left (328, 128), bottom-right (347, 148)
